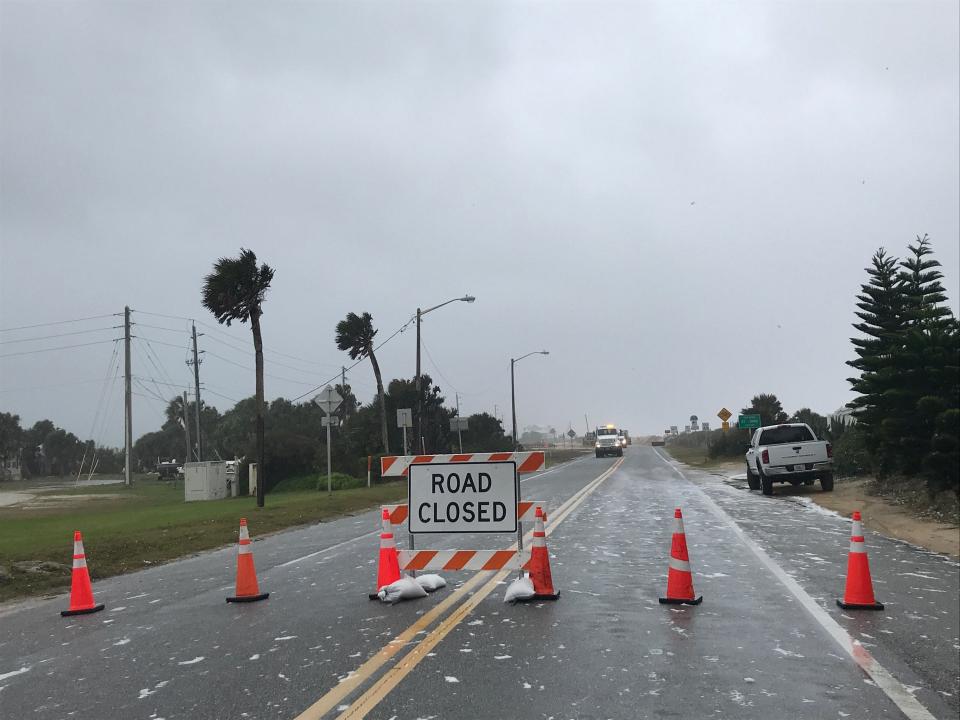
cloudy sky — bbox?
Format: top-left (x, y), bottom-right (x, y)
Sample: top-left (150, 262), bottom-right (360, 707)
top-left (1, 0), bottom-right (958, 446)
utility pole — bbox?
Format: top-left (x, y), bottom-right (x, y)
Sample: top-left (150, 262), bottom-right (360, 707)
top-left (124, 306), bottom-right (132, 486)
top-left (415, 308), bottom-right (423, 454)
top-left (182, 391), bottom-right (192, 465)
top-left (191, 323), bottom-right (203, 461)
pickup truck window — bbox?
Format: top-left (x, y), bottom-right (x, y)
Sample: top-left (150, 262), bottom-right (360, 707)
top-left (758, 426), bottom-right (815, 445)
top-left (597, 429), bottom-right (618, 436)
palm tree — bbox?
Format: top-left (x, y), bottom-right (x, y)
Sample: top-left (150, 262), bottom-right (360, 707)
top-left (336, 312), bottom-right (389, 454)
top-left (202, 249), bottom-right (275, 507)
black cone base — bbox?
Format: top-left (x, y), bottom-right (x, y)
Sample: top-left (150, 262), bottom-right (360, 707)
top-left (515, 590), bottom-right (561, 602)
top-left (659, 596), bottom-right (702, 605)
top-left (61, 603), bottom-right (105, 617)
top-left (837, 599), bottom-right (884, 610)
top-left (226, 592), bottom-right (269, 603)
top-left (368, 592), bottom-right (381, 600)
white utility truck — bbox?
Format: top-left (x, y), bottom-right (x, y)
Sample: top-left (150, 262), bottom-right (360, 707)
top-left (595, 425), bottom-right (623, 458)
top-left (745, 423), bottom-right (833, 496)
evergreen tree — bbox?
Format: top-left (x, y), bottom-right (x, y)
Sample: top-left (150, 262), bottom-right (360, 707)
top-left (846, 248), bottom-right (906, 473)
top-left (895, 237), bottom-right (959, 490)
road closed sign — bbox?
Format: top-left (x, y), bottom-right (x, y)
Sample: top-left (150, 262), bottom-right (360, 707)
top-left (408, 461), bottom-right (518, 534)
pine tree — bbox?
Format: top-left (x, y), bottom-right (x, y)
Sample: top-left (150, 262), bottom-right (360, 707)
top-left (895, 237), bottom-right (959, 490)
top-left (846, 248), bottom-right (906, 473)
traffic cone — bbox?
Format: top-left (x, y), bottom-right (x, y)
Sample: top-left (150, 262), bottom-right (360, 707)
top-left (61, 531), bottom-right (105, 617)
top-left (226, 518), bottom-right (269, 603)
top-left (368, 508), bottom-right (401, 600)
top-left (525, 506), bottom-right (560, 600)
top-left (658, 508), bottom-right (702, 605)
top-left (837, 511), bottom-right (884, 610)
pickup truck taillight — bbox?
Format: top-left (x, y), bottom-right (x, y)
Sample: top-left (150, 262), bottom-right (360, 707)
top-left (826, 443), bottom-right (833, 458)
top-left (761, 449), bottom-right (769, 464)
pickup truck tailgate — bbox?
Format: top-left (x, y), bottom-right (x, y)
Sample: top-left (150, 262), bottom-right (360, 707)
top-left (766, 442), bottom-right (828, 466)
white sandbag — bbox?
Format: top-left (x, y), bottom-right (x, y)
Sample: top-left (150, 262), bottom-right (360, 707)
top-left (503, 574), bottom-right (535, 603)
top-left (378, 575), bottom-right (428, 604)
top-left (415, 574), bottom-right (447, 592)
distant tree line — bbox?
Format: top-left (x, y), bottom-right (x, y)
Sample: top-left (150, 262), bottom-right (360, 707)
top-left (132, 373), bottom-right (509, 492)
top-left (0, 412), bottom-right (124, 477)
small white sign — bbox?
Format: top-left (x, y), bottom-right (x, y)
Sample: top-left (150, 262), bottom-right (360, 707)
top-left (408, 461), bottom-right (517, 534)
top-left (397, 408), bottom-right (413, 428)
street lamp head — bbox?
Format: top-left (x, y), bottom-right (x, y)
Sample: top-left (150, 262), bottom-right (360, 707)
top-left (540, 350), bottom-right (550, 355)
top-left (462, 295), bottom-right (476, 303)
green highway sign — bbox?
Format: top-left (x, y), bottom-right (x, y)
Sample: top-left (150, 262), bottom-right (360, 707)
top-left (738, 414), bottom-right (762, 429)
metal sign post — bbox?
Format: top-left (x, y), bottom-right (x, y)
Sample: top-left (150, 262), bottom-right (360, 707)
top-left (397, 408), bottom-right (413, 456)
top-left (313, 386), bottom-right (343, 496)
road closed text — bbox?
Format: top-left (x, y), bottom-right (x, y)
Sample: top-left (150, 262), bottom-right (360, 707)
top-left (408, 462), bottom-right (518, 534)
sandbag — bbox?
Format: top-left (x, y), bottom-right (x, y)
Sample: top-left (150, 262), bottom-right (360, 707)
top-left (415, 574), bottom-right (447, 592)
top-left (504, 574), bottom-right (535, 603)
top-left (378, 575), bottom-right (428, 604)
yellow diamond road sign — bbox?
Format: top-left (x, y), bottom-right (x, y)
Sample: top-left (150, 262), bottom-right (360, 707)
top-left (717, 407), bottom-right (732, 422)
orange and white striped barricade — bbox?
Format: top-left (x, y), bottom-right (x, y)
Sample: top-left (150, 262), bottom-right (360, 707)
top-left (373, 452), bottom-right (550, 593)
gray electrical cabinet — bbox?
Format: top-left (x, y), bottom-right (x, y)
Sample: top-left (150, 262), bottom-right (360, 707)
top-left (184, 461), bottom-right (228, 502)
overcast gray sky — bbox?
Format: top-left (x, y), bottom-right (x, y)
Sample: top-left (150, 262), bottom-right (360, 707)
top-left (1, 0), bottom-right (958, 446)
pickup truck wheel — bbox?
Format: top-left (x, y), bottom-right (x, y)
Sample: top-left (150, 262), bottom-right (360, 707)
top-left (760, 470), bottom-right (774, 496)
top-left (617, 448), bottom-right (623, 457)
top-left (595, 451), bottom-right (601, 459)
top-left (820, 473), bottom-right (834, 492)
top-left (746, 464), bottom-right (760, 491)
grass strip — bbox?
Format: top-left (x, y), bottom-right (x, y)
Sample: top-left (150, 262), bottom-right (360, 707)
top-left (0, 479), bottom-right (406, 603)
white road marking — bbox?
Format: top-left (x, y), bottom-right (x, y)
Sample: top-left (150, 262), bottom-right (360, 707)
top-left (654, 449), bottom-right (937, 720)
top-left (276, 531), bottom-right (380, 568)
top-left (0, 667), bottom-right (30, 682)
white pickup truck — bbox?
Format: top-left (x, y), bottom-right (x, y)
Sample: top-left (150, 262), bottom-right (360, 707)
top-left (745, 423), bottom-right (834, 496)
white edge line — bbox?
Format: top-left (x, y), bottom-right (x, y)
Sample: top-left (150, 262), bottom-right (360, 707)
top-left (653, 449), bottom-right (937, 720)
top-left (277, 531), bottom-right (380, 568)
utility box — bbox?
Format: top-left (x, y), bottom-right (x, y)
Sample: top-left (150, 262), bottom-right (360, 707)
top-left (184, 461), bottom-right (228, 502)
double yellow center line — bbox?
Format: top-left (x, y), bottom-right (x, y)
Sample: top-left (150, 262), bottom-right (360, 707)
top-left (294, 457), bottom-right (623, 720)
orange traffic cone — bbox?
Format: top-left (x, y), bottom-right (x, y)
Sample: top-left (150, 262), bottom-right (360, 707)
top-left (226, 518), bottom-right (269, 603)
top-left (837, 511), bottom-right (883, 610)
top-left (61, 531), bottom-right (105, 617)
top-left (526, 506), bottom-right (560, 600)
top-left (658, 508), bottom-right (702, 605)
top-left (368, 508), bottom-right (401, 600)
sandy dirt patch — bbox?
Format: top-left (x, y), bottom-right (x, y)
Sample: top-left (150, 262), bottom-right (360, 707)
top-left (779, 477), bottom-right (959, 558)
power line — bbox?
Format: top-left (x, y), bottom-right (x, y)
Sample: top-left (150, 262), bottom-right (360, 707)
top-left (420, 336), bottom-right (462, 395)
top-left (290, 315), bottom-right (416, 403)
top-left (200, 331), bottom-right (345, 378)
top-left (0, 377), bottom-right (113, 394)
top-left (131, 335), bottom-right (188, 351)
top-left (130, 309), bottom-right (193, 323)
top-left (202, 349), bottom-right (320, 386)
top-left (0, 326), bottom-right (122, 345)
top-left (131, 322), bottom-right (191, 334)
top-left (202, 387), bottom-right (240, 404)
top-left (194, 318), bottom-right (342, 370)
top-left (0, 338), bottom-right (120, 358)
top-left (0, 313), bottom-right (121, 333)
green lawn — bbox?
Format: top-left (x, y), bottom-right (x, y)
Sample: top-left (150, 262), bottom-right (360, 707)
top-left (0, 478), bottom-right (407, 602)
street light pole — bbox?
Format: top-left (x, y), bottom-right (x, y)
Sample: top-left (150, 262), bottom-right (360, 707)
top-left (510, 358), bottom-right (517, 449)
top-left (414, 295), bottom-right (474, 454)
top-left (509, 350), bottom-right (549, 450)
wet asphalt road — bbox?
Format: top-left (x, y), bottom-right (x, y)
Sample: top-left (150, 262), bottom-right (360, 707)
top-left (0, 447), bottom-right (956, 720)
